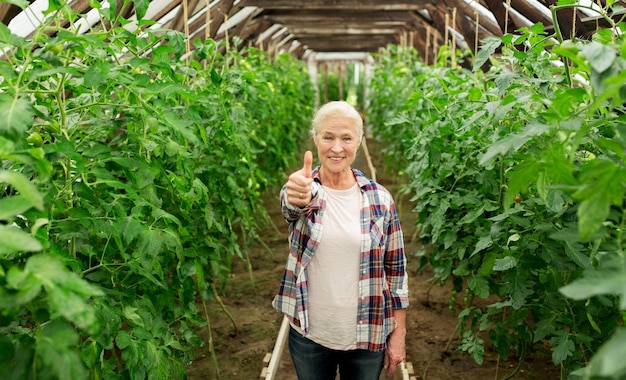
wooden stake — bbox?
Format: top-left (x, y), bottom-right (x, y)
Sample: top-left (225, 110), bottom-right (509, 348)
top-left (205, 0), bottom-right (210, 40)
top-left (572, 5), bottom-right (577, 40)
top-left (324, 61), bottom-right (329, 103)
top-left (425, 27), bottom-right (431, 65)
top-left (444, 13), bottom-right (449, 46)
top-left (361, 136), bottom-right (376, 183)
top-left (224, 14), bottom-right (229, 55)
top-left (338, 61), bottom-right (343, 100)
top-left (474, 8), bottom-right (480, 58)
top-left (452, 7), bottom-right (457, 68)
top-left (260, 317), bottom-right (290, 380)
top-left (182, 0), bottom-right (190, 59)
top-left (505, 0), bottom-right (510, 34)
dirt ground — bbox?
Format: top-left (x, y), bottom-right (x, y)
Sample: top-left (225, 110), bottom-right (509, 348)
top-left (186, 139), bottom-right (562, 380)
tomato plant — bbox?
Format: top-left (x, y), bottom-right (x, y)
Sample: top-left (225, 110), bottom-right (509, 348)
top-left (368, 7), bottom-right (625, 379)
top-left (0, 1), bottom-right (313, 379)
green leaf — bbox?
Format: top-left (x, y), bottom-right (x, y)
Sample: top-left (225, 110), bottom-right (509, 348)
top-left (505, 159), bottom-right (539, 209)
top-left (116, 330), bottom-right (132, 349)
top-left (559, 268), bottom-right (626, 309)
top-left (458, 205), bottom-right (485, 225)
top-left (470, 235), bottom-right (492, 257)
top-left (0, 334), bottom-right (14, 373)
top-left (467, 276), bottom-right (490, 299)
top-left (0, 195), bottom-right (33, 220)
top-left (505, 269), bottom-right (532, 309)
top-left (585, 327), bottom-right (626, 378)
top-left (0, 225), bottom-right (43, 256)
top-left (481, 132), bottom-right (527, 165)
top-left (47, 285), bottom-right (100, 333)
top-left (533, 316), bottom-right (556, 342)
top-left (84, 60), bottom-right (111, 87)
top-left (133, 0), bottom-right (149, 21)
top-left (563, 240), bottom-right (592, 270)
top-left (195, 259), bottom-right (206, 290)
top-left (210, 68), bottom-right (222, 85)
top-left (473, 36), bottom-right (501, 71)
top-left (493, 256), bottom-right (517, 271)
top-left (581, 41), bottom-right (616, 74)
top-left (0, 94), bottom-right (33, 135)
top-left (576, 187), bottom-right (611, 241)
top-left (80, 340), bottom-right (101, 369)
top-left (37, 321), bottom-right (86, 380)
top-left (550, 332), bottom-right (575, 365)
top-left (480, 121), bottom-right (550, 165)
top-left (0, 22), bottom-right (26, 48)
top-left (152, 208), bottom-right (182, 228)
top-left (120, 216), bottom-right (143, 244)
top-left (1, 267), bottom-right (42, 307)
top-left (596, 137), bottom-right (626, 161)
top-left (123, 306), bottom-right (145, 327)
top-left (0, 170), bottom-right (44, 210)
top-left (25, 255), bottom-right (103, 332)
top-left (459, 330), bottom-right (484, 365)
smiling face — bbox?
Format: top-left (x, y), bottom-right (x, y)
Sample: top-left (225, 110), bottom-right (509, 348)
top-left (315, 115), bottom-right (360, 176)
top-left (310, 102), bottom-right (363, 187)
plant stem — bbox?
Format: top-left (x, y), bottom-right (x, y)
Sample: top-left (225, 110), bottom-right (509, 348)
top-left (201, 297), bottom-right (221, 380)
top-left (212, 286), bottom-right (238, 334)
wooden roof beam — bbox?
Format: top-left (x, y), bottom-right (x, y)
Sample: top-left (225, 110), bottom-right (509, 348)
top-left (257, 9), bottom-right (418, 22)
top-left (209, 0), bottom-right (235, 37)
top-left (243, 0), bottom-right (434, 11)
top-left (288, 27), bottom-right (402, 35)
top-left (482, 0), bottom-right (521, 34)
top-left (0, 1), bottom-right (23, 26)
top-left (510, 0), bottom-right (553, 27)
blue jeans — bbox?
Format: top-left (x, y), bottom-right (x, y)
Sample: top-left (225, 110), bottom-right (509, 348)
top-left (288, 326), bottom-right (385, 380)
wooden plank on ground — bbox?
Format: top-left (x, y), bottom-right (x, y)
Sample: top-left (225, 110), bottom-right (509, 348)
top-left (260, 316), bottom-right (290, 379)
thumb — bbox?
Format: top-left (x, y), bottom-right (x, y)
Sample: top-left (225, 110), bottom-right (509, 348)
top-left (302, 150), bottom-right (313, 178)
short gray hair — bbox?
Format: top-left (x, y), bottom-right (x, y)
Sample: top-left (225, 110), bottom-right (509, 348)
top-left (310, 101), bottom-right (363, 142)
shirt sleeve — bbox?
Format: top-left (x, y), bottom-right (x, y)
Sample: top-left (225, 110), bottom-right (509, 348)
top-left (385, 198), bottom-right (410, 309)
top-left (280, 181), bottom-right (321, 222)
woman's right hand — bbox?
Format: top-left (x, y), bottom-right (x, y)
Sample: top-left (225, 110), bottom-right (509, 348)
top-left (285, 150), bottom-right (314, 207)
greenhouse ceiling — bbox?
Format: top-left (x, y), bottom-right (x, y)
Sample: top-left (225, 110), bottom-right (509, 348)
top-left (3, 0), bottom-right (625, 62)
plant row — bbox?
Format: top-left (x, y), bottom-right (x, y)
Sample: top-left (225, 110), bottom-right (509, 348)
top-left (0, 3), bottom-right (314, 379)
top-left (368, 9), bottom-right (625, 380)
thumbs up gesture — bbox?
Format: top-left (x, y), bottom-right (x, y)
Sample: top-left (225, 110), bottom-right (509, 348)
top-left (286, 151), bottom-right (314, 206)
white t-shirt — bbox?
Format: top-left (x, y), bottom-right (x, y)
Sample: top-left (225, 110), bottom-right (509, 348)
top-left (306, 183), bottom-right (362, 350)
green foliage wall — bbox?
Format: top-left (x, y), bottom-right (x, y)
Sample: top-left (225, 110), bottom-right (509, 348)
top-left (0, 3), bottom-right (314, 379)
top-left (368, 13), bottom-right (626, 380)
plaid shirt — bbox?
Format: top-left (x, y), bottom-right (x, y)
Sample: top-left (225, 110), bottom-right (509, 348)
top-left (272, 167), bottom-right (409, 352)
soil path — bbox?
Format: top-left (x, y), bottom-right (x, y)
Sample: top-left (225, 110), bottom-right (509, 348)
top-left (186, 139), bottom-right (560, 380)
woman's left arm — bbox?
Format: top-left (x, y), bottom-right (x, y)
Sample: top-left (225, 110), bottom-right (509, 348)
top-left (383, 195), bottom-right (409, 377)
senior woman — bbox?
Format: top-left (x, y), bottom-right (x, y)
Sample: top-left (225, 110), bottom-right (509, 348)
top-left (272, 101), bottom-right (409, 379)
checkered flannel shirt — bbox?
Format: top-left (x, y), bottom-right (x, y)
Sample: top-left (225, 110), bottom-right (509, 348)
top-left (272, 167), bottom-right (409, 352)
